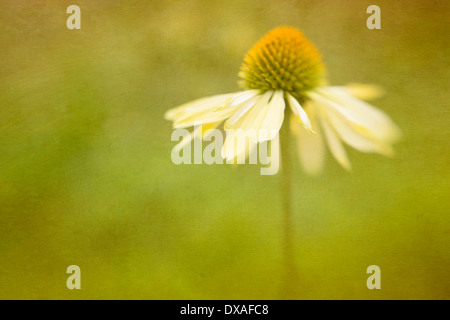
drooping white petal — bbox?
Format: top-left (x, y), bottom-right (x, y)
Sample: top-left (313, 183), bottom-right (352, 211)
top-left (165, 92), bottom-right (238, 121)
top-left (317, 108), bottom-right (352, 171)
top-left (241, 91), bottom-right (273, 132)
top-left (221, 129), bottom-right (238, 161)
top-left (226, 95), bottom-right (260, 127)
top-left (286, 93), bottom-right (313, 132)
top-left (258, 90), bottom-right (286, 142)
top-left (217, 89), bottom-right (260, 110)
top-left (309, 92), bottom-right (363, 126)
top-left (225, 91), bottom-right (273, 131)
top-left (317, 87), bottom-right (402, 143)
top-left (290, 105), bottom-right (325, 175)
top-left (327, 112), bottom-right (394, 157)
top-left (320, 87), bottom-right (390, 123)
top-left (172, 94), bottom-right (241, 128)
top-left (222, 91), bottom-right (276, 161)
top-left (309, 89), bottom-right (401, 144)
top-left (173, 109), bottom-right (231, 128)
top-left (221, 128), bottom-right (258, 162)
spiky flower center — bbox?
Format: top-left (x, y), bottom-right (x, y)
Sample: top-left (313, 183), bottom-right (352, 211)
top-left (238, 27), bottom-right (325, 99)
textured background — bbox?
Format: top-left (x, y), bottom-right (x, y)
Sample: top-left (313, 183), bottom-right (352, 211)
top-left (0, 0), bottom-right (448, 299)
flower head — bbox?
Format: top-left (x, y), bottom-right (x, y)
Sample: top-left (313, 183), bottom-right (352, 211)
top-left (165, 26), bottom-right (401, 174)
top-left (239, 26), bottom-right (325, 96)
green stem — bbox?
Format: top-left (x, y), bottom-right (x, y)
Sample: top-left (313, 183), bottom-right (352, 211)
top-left (279, 111), bottom-right (298, 297)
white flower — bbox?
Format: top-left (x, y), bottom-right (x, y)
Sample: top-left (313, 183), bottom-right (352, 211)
top-left (165, 27), bottom-right (401, 174)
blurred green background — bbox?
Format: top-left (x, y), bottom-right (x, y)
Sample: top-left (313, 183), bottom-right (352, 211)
top-left (0, 0), bottom-right (449, 299)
